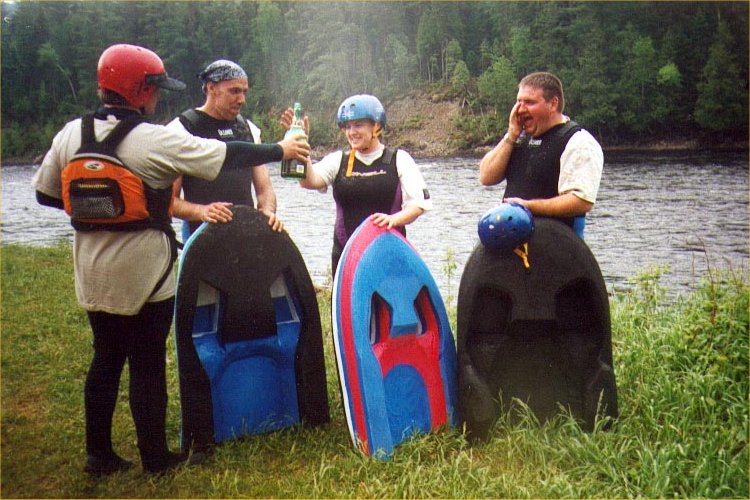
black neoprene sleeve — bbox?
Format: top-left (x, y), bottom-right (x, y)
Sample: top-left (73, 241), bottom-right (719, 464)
top-left (223, 141), bottom-right (283, 170)
top-left (36, 190), bottom-right (65, 210)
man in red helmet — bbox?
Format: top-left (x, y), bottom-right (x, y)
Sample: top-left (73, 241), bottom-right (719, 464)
top-left (32, 43), bottom-right (309, 476)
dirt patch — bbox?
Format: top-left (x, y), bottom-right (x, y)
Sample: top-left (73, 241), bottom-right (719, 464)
top-left (385, 93), bottom-right (462, 158)
top-left (380, 92), bottom-right (746, 157)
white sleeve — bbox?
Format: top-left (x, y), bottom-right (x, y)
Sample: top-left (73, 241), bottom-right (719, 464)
top-left (395, 150), bottom-right (433, 211)
top-left (311, 150), bottom-right (344, 192)
top-left (165, 116), bottom-right (187, 132)
top-left (31, 123), bottom-right (81, 199)
top-left (121, 124), bottom-right (227, 188)
top-left (245, 119), bottom-right (262, 143)
top-left (32, 120), bottom-right (81, 198)
top-left (559, 130), bottom-right (603, 204)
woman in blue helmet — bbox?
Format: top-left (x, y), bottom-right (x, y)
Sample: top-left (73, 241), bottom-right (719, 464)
top-left (282, 94), bottom-right (433, 273)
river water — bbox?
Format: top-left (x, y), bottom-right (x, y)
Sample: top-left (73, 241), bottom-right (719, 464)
top-left (3, 150), bottom-right (747, 301)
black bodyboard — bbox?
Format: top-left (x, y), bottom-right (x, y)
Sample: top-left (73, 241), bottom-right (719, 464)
top-left (457, 217), bottom-right (618, 440)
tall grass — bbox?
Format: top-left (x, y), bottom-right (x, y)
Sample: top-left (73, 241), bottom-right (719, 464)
top-left (1, 244), bottom-right (747, 498)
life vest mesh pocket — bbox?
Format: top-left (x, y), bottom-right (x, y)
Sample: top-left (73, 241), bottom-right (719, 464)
top-left (68, 178), bottom-right (125, 220)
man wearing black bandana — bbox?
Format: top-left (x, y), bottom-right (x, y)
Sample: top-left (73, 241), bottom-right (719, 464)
top-left (168, 60), bottom-right (284, 238)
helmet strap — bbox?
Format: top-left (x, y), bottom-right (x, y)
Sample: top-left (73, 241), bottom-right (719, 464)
top-left (513, 243), bottom-right (531, 269)
top-left (345, 150), bottom-right (357, 177)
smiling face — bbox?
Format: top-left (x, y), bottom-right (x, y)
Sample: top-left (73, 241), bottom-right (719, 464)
top-left (204, 78), bottom-right (248, 120)
top-left (341, 119), bottom-right (382, 153)
top-left (515, 84), bottom-right (562, 138)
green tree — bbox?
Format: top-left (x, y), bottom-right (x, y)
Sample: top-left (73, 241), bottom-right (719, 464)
top-left (617, 34), bottom-right (660, 134)
top-left (2, 1), bottom-right (748, 159)
top-left (291, 3), bottom-right (375, 107)
top-left (385, 34), bottom-right (418, 94)
top-left (565, 20), bottom-right (616, 138)
top-left (477, 56), bottom-right (516, 113)
top-left (416, 7), bottom-right (443, 83)
top-left (478, 40), bottom-right (496, 73)
top-left (694, 18), bottom-right (748, 132)
top-left (652, 62), bottom-right (682, 124)
top-left (2, 2), bottom-right (50, 124)
top-left (415, 3), bottom-right (464, 83)
top-left (250, 2), bottom-right (288, 107)
top-left (36, 43), bottom-right (78, 112)
top-left (509, 26), bottom-right (533, 77)
top-left (529, 2), bottom-right (583, 75)
top-left (444, 39), bottom-right (463, 85)
top-left (450, 60), bottom-right (471, 106)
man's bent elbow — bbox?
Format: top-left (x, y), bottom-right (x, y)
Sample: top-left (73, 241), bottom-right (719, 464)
top-left (572, 195), bottom-right (595, 215)
top-left (479, 170), bottom-right (500, 186)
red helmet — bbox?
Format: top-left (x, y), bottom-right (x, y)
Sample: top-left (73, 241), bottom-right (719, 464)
top-left (97, 44), bottom-right (185, 108)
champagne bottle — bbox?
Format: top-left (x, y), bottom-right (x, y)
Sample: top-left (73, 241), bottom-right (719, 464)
top-left (280, 102), bottom-right (308, 179)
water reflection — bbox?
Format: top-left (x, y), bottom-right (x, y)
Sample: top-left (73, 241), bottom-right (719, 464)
top-left (3, 150), bottom-right (747, 301)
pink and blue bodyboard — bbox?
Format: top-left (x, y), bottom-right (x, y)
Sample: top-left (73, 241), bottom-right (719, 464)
top-left (332, 220), bottom-right (458, 459)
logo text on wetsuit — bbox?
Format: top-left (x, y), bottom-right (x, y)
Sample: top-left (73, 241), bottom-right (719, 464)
top-left (349, 169), bottom-right (386, 177)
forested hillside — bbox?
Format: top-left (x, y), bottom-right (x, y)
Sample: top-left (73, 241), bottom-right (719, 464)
top-left (2, 1), bottom-right (747, 160)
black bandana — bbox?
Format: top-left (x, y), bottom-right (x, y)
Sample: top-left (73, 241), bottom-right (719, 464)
top-left (198, 60), bottom-right (247, 84)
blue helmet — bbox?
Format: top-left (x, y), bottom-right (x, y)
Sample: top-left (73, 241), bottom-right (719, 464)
top-left (336, 94), bottom-right (386, 128)
top-left (478, 202), bottom-right (535, 252)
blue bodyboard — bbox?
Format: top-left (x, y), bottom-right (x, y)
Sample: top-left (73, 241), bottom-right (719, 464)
top-left (175, 206), bottom-right (329, 451)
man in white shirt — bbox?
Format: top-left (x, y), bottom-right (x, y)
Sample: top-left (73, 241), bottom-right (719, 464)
top-left (479, 72), bottom-right (603, 236)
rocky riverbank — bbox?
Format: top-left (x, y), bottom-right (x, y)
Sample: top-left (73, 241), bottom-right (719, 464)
top-left (385, 93), bottom-right (464, 158)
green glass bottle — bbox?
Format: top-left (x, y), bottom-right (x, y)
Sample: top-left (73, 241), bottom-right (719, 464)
top-left (280, 102), bottom-right (308, 179)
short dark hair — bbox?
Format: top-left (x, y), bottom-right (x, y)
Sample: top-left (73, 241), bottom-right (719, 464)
top-left (520, 72), bottom-right (565, 113)
top-left (98, 88), bottom-right (129, 106)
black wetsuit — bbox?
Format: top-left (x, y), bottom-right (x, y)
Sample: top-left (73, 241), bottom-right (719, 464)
top-left (504, 121), bottom-right (583, 229)
top-left (331, 148), bottom-right (402, 272)
top-left (178, 109), bottom-right (259, 235)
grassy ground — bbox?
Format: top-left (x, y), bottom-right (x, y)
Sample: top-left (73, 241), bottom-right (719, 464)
top-left (1, 243), bottom-right (747, 498)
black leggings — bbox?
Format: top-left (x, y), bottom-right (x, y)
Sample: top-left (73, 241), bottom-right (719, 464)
top-left (331, 240), bottom-right (343, 279)
top-left (84, 299), bottom-right (174, 462)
